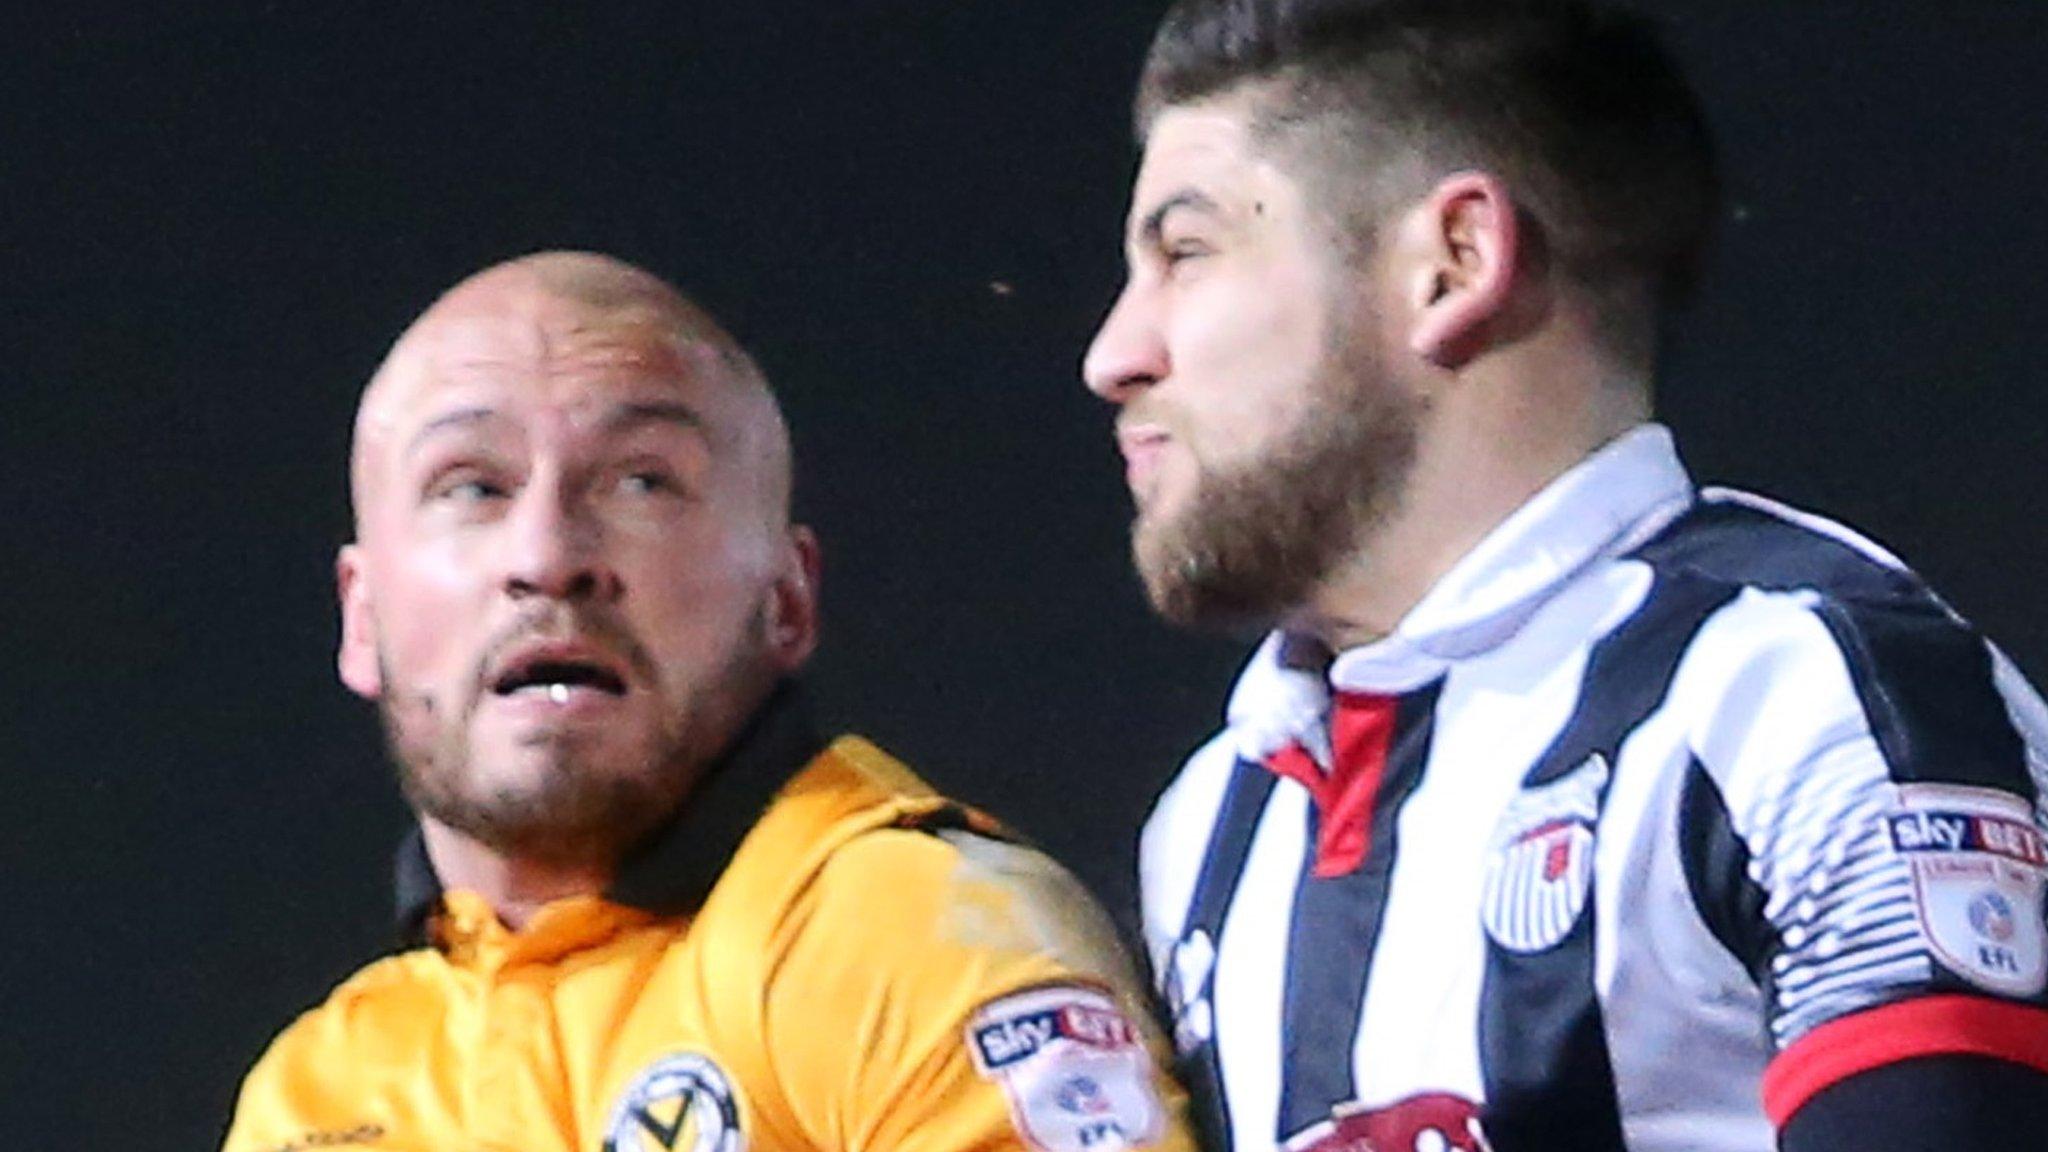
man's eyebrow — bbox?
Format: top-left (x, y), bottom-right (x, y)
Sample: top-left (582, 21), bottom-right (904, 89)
top-left (404, 407), bottom-right (501, 457)
top-left (598, 400), bottom-right (706, 436)
top-left (1136, 188), bottom-right (1224, 246)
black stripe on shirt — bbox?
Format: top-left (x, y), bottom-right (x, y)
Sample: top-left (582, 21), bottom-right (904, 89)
top-left (1276, 681), bottom-right (1442, 1139)
top-left (1815, 597), bottom-right (2033, 799)
top-left (1678, 756), bottom-right (1774, 986)
top-left (1478, 573), bottom-right (1736, 1151)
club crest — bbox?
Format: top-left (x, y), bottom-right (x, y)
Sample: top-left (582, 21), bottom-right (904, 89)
top-left (1482, 753), bottom-right (1608, 953)
top-left (603, 1052), bottom-right (744, 1152)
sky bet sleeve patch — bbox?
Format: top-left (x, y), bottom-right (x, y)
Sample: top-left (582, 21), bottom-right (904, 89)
top-left (1887, 783), bottom-right (2048, 998)
top-left (966, 985), bottom-right (1166, 1152)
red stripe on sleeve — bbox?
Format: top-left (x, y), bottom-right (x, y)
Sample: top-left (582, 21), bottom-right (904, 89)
top-left (1762, 995), bottom-right (2048, 1127)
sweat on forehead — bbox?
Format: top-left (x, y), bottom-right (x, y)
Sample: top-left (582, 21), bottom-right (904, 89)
top-left (348, 251), bottom-right (790, 516)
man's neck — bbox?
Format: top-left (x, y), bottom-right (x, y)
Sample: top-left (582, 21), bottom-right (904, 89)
top-left (419, 817), bottom-right (613, 933)
top-left (1296, 352), bottom-right (1651, 653)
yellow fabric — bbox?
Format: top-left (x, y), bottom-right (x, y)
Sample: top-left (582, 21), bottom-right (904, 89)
top-left (221, 736), bottom-right (1195, 1152)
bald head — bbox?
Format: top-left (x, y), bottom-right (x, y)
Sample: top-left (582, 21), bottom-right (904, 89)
top-left (333, 252), bottom-right (823, 887)
top-left (351, 251), bottom-right (790, 532)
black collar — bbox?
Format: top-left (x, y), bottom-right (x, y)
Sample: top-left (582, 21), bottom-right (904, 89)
top-left (394, 681), bottom-right (825, 947)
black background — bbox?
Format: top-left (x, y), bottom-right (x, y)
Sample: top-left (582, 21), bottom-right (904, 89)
top-left (5, 3), bottom-right (2044, 1146)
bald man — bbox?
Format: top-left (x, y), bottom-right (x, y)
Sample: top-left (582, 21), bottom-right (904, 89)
top-left (221, 253), bottom-right (1195, 1152)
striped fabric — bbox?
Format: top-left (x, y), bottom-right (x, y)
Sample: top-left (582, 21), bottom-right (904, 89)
top-left (1139, 425), bottom-right (2048, 1152)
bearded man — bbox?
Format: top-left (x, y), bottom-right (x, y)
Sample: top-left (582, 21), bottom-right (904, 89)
top-left (221, 251), bottom-right (1196, 1152)
top-left (1083, 2), bottom-right (2048, 1151)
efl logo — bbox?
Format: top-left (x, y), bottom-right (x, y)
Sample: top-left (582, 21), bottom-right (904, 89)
top-left (1887, 810), bottom-right (2048, 867)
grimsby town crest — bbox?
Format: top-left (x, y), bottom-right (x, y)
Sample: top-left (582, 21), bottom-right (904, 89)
top-left (1482, 753), bottom-right (1609, 953)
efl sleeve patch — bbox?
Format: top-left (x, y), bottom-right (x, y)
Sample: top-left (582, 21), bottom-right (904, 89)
top-left (1888, 783), bottom-right (2048, 997)
top-left (966, 985), bottom-right (1166, 1152)
top-left (1728, 734), bottom-right (2048, 1047)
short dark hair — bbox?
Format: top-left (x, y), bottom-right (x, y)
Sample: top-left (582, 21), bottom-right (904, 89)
top-left (1139, 0), bottom-right (1720, 334)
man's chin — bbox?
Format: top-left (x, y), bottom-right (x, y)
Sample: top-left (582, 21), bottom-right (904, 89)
top-left (471, 696), bottom-right (653, 752)
top-left (466, 736), bottom-right (651, 793)
top-left (387, 701), bottom-right (697, 869)
top-left (1136, 544), bottom-right (1232, 632)
top-left (424, 758), bottom-right (672, 866)
top-left (1133, 520), bottom-right (1294, 637)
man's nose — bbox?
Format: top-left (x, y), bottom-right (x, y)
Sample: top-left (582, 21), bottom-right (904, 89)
top-left (498, 483), bottom-right (620, 603)
top-left (1082, 284), bottom-right (1169, 404)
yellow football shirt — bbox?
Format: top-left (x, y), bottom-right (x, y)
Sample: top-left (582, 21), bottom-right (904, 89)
top-left (222, 693), bottom-right (1195, 1152)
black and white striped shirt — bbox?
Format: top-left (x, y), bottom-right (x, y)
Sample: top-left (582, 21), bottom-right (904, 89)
top-left (1140, 425), bottom-right (2048, 1152)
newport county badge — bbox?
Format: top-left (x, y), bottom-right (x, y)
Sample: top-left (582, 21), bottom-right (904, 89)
top-left (603, 1052), bottom-right (744, 1152)
top-left (1886, 783), bottom-right (2048, 997)
top-left (1482, 753), bottom-right (1609, 954)
top-left (967, 985), bottom-right (1166, 1152)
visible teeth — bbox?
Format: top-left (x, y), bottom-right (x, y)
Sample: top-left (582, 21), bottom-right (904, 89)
top-left (547, 683), bottom-right (569, 704)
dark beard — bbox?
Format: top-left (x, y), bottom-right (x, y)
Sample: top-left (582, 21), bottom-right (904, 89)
top-left (1135, 331), bottom-right (1422, 632)
top-left (378, 605), bottom-right (773, 871)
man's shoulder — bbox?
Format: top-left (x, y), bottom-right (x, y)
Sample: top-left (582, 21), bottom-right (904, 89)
top-left (1616, 485), bottom-right (2018, 693)
top-left (749, 734), bottom-right (1123, 966)
top-left (1626, 487), bottom-right (1928, 606)
top-left (716, 733), bottom-right (961, 893)
top-left (1614, 487), bottom-right (2001, 737)
top-left (235, 948), bottom-right (451, 1079)
top-left (1615, 489), bottom-right (2045, 814)
top-left (753, 747), bottom-right (1156, 1034)
top-left (807, 733), bottom-right (946, 801)
top-left (805, 810), bottom-right (1137, 977)
top-left (742, 784), bottom-right (1189, 1152)
top-left (1140, 733), bottom-right (1243, 876)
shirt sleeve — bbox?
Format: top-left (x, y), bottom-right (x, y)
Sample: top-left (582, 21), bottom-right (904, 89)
top-left (1675, 586), bottom-right (2048, 1129)
top-left (758, 825), bottom-right (1199, 1152)
top-left (217, 955), bottom-right (440, 1152)
top-left (1777, 1053), bottom-right (2048, 1152)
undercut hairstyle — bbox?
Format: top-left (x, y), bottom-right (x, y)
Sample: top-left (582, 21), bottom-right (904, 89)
top-left (1139, 0), bottom-right (1720, 355)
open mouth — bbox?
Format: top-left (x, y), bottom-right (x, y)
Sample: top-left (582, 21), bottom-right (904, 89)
top-left (491, 658), bottom-right (628, 698)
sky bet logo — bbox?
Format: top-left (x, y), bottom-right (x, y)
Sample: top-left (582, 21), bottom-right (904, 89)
top-left (1887, 810), bottom-right (2048, 866)
top-left (973, 1004), bottom-right (1138, 1070)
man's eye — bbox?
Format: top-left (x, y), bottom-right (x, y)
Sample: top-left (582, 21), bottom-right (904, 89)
top-left (1162, 239), bottom-right (1212, 266)
top-left (616, 470), bottom-right (677, 496)
top-left (430, 476), bottom-right (507, 503)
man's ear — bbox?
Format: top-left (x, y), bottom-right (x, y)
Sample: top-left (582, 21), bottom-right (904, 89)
top-left (1395, 171), bottom-right (1524, 369)
top-left (336, 543), bottom-right (383, 699)
top-left (763, 526), bottom-right (822, 673)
